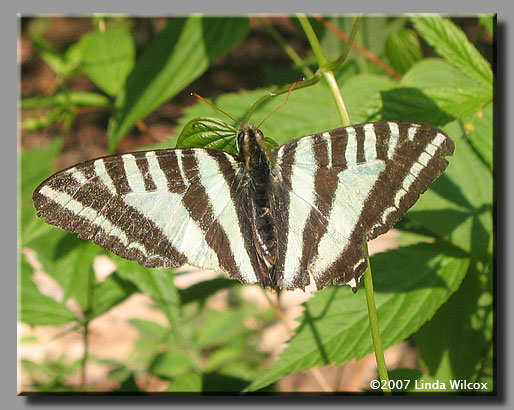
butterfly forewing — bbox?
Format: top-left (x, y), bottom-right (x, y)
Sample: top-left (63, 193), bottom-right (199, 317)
top-left (33, 148), bottom-right (264, 285)
top-left (271, 121), bottom-right (454, 290)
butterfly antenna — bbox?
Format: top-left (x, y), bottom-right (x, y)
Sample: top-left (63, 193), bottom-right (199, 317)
top-left (256, 77), bottom-right (304, 129)
top-left (191, 92), bottom-right (243, 128)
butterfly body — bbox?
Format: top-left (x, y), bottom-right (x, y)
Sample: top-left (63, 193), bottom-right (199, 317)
top-left (33, 121), bottom-right (454, 291)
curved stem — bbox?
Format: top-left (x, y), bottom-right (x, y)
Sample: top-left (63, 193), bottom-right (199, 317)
top-left (297, 14), bottom-right (391, 395)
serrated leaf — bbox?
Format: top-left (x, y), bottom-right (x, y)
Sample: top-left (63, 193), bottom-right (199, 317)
top-left (415, 262), bottom-right (492, 389)
top-left (91, 272), bottom-right (138, 317)
top-left (78, 27), bottom-right (135, 97)
top-left (20, 254), bottom-right (76, 326)
top-left (411, 15), bottom-right (493, 89)
top-left (385, 28), bottom-right (423, 75)
top-left (246, 244), bottom-right (469, 391)
top-left (176, 117), bottom-right (238, 153)
top-left (107, 16), bottom-right (250, 151)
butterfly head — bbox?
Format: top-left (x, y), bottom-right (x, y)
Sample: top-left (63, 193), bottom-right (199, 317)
top-left (237, 124), bottom-right (273, 168)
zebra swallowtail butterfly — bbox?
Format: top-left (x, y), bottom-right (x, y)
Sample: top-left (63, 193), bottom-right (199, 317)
top-left (33, 121), bottom-right (454, 292)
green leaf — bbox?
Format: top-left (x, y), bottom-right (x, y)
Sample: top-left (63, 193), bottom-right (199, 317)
top-left (246, 243), bottom-right (469, 391)
top-left (178, 277), bottom-right (240, 305)
top-left (78, 27), bottom-right (135, 97)
top-left (408, 130), bottom-right (493, 258)
top-left (465, 102), bottom-right (493, 170)
top-left (402, 58), bottom-right (481, 89)
top-left (21, 139), bottom-right (63, 245)
top-left (128, 318), bottom-right (169, 342)
top-left (91, 272), bottom-right (138, 317)
top-left (176, 117), bottom-right (238, 153)
top-left (20, 254), bottom-right (76, 326)
top-left (379, 87), bottom-right (454, 126)
top-left (196, 310), bottom-right (246, 349)
top-left (107, 16), bottom-right (250, 151)
top-left (411, 15), bottom-right (493, 88)
top-left (385, 28), bottom-right (423, 75)
top-left (166, 373), bottom-right (203, 392)
top-left (415, 262), bottom-right (492, 390)
top-left (421, 87), bottom-right (492, 119)
top-left (21, 92), bottom-right (111, 109)
top-left (149, 350), bottom-right (195, 380)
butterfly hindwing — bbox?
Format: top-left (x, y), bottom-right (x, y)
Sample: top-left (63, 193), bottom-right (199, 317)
top-left (271, 121), bottom-right (454, 290)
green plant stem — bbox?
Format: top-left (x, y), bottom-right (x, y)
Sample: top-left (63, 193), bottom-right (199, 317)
top-left (362, 244), bottom-right (391, 395)
top-left (297, 13), bottom-right (391, 395)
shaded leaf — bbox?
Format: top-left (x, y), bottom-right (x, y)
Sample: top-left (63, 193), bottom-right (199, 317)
top-left (408, 131), bottom-right (493, 257)
top-left (246, 244), bottom-right (469, 391)
top-left (107, 16), bottom-right (250, 151)
top-left (465, 102), bottom-right (493, 170)
top-left (415, 262), bottom-right (492, 389)
top-left (178, 277), bottom-right (240, 305)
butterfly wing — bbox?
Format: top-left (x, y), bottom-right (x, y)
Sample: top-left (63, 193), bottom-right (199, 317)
top-left (271, 121), bottom-right (454, 291)
top-left (33, 148), bottom-right (265, 286)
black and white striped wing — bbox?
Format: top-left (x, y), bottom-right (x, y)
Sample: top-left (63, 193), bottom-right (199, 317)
top-left (271, 121), bottom-right (454, 290)
top-left (33, 148), bottom-right (263, 286)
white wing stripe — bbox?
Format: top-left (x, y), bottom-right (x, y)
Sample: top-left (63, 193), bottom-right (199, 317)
top-left (387, 122), bottom-right (400, 159)
top-left (122, 154), bottom-right (146, 192)
top-left (281, 138), bottom-right (317, 287)
top-left (322, 132), bottom-right (332, 168)
top-left (407, 125), bottom-right (420, 141)
top-left (345, 127), bottom-right (358, 165)
top-left (145, 151), bottom-right (168, 190)
top-left (94, 159), bottom-right (117, 195)
top-left (363, 123), bottom-right (377, 161)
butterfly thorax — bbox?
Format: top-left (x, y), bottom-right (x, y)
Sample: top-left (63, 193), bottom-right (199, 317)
top-left (237, 125), bottom-right (278, 285)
